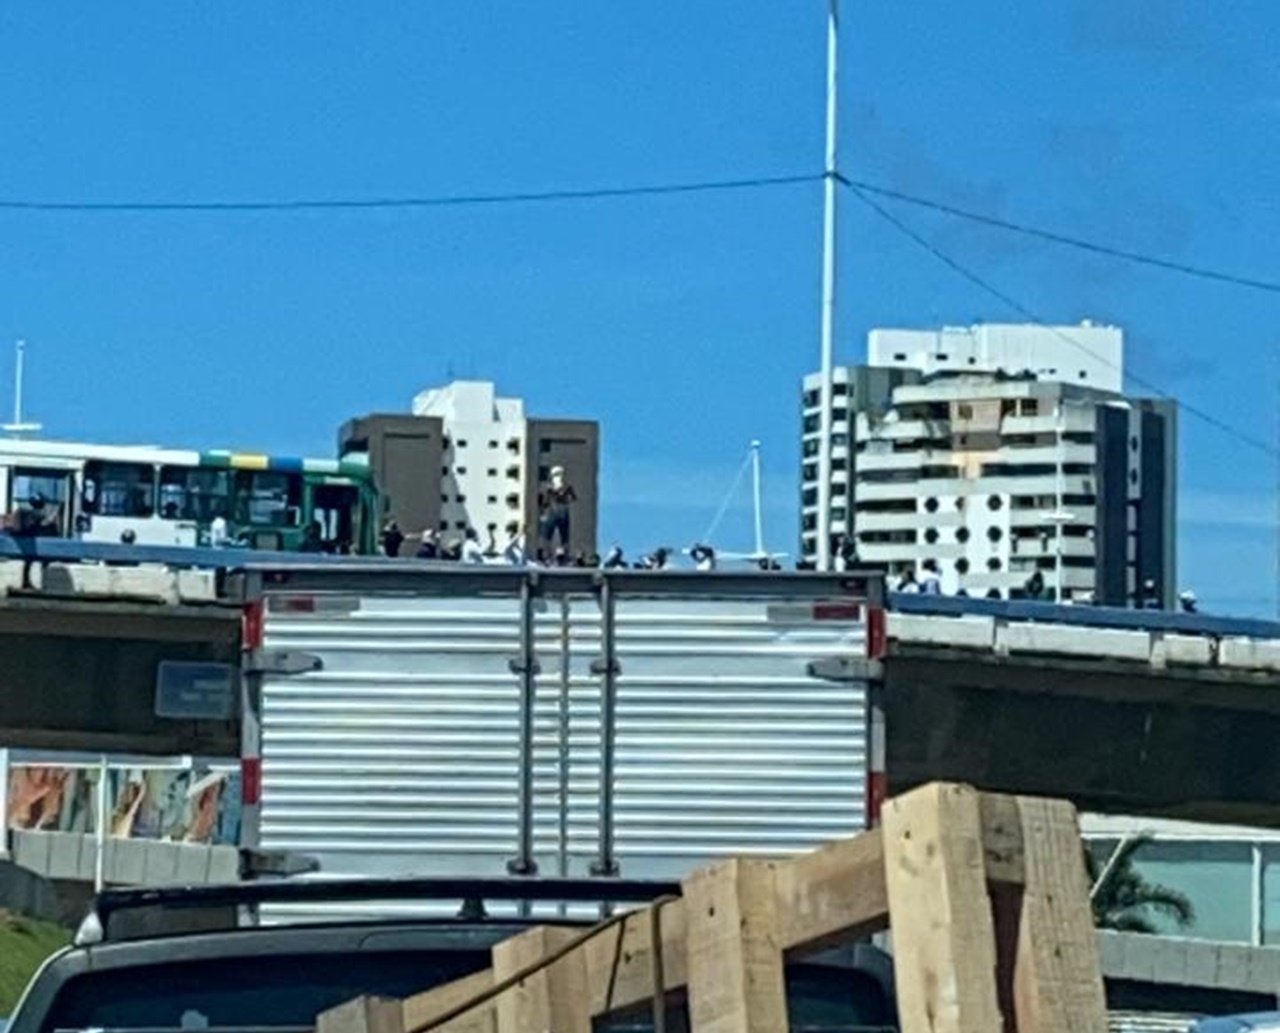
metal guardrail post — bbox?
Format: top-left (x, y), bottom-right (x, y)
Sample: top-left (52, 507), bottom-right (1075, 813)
top-left (590, 574), bottom-right (620, 878)
top-left (507, 572), bottom-right (540, 880)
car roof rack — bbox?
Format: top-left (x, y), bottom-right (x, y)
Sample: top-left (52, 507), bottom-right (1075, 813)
top-left (80, 876), bottom-right (683, 944)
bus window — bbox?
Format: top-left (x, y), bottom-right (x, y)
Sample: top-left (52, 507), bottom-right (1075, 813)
top-left (235, 470), bottom-right (302, 528)
top-left (10, 468), bottom-right (72, 535)
top-left (159, 466), bottom-right (232, 523)
top-left (310, 483), bottom-right (358, 553)
top-left (82, 461), bottom-right (155, 517)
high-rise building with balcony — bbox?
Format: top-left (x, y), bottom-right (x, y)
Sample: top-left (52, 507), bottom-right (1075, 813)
top-left (801, 323), bottom-right (1177, 606)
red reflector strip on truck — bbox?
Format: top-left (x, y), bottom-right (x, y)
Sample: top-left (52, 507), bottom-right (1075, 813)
top-left (242, 758), bottom-right (262, 806)
top-left (242, 601), bottom-right (264, 651)
top-left (813, 602), bottom-right (861, 621)
top-left (865, 607), bottom-right (886, 659)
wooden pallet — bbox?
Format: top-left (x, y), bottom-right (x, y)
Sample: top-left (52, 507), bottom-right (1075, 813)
top-left (316, 782), bottom-right (1108, 1033)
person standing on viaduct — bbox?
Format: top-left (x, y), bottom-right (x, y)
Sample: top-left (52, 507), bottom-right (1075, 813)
top-left (537, 465), bottom-right (577, 553)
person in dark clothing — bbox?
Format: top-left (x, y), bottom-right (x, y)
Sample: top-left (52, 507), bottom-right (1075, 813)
top-left (1141, 578), bottom-right (1162, 609)
top-left (1024, 570), bottom-right (1046, 600)
top-left (416, 529), bottom-right (439, 560)
top-left (537, 466), bottom-right (577, 551)
top-left (12, 493), bottom-right (57, 538)
top-left (602, 545), bottom-right (626, 569)
top-left (381, 521), bottom-right (405, 558)
top-left (300, 521), bottom-right (324, 553)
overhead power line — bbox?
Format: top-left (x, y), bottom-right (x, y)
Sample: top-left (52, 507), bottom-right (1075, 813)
top-left (838, 173), bottom-right (1280, 296)
top-left (0, 173), bottom-right (820, 213)
top-left (840, 177), bottom-right (1279, 459)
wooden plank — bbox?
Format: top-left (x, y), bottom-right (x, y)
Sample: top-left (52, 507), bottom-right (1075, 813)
top-left (584, 895), bottom-right (688, 1019)
top-left (492, 925), bottom-right (591, 1033)
top-left (399, 969), bottom-right (495, 1033)
top-left (398, 824), bottom-right (892, 1028)
top-left (682, 857), bottom-right (789, 1033)
top-left (317, 996), bottom-right (403, 1033)
top-left (775, 824), bottom-right (889, 955)
top-left (1003, 795), bottom-right (1108, 1033)
top-left (882, 782), bottom-right (1004, 1033)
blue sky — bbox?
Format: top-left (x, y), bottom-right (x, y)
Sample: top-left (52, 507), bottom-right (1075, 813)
top-left (0, 3), bottom-right (1276, 612)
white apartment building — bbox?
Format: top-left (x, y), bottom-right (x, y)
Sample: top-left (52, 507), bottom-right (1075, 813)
top-left (801, 323), bottom-right (1177, 606)
top-left (413, 380), bottom-right (528, 545)
top-left (868, 321), bottom-right (1123, 393)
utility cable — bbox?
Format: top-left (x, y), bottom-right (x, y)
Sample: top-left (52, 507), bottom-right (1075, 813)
top-left (841, 178), bottom-right (1278, 458)
top-left (0, 173), bottom-right (820, 213)
top-left (840, 174), bottom-right (1280, 296)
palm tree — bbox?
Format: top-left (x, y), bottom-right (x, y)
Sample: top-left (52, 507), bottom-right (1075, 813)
top-left (1084, 834), bottom-right (1195, 934)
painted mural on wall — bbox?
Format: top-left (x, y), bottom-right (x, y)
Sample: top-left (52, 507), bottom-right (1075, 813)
top-left (6, 764), bottom-right (241, 845)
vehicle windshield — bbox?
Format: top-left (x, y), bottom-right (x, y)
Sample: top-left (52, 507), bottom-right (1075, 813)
top-left (28, 955), bottom-right (892, 1033)
top-left (34, 951), bottom-right (479, 1033)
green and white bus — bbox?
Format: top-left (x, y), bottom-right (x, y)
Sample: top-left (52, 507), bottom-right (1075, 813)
top-left (0, 438), bottom-right (379, 553)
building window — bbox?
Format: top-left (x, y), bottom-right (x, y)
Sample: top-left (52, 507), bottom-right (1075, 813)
top-left (957, 404), bottom-right (973, 419)
top-left (924, 497), bottom-right (939, 513)
top-left (487, 495), bottom-right (497, 504)
top-left (923, 528), bottom-right (939, 544)
top-left (986, 587), bottom-right (1002, 599)
top-left (803, 464), bottom-right (817, 481)
top-left (442, 467), bottom-right (449, 477)
top-left (441, 494), bottom-right (449, 503)
top-left (540, 440), bottom-right (553, 454)
top-left (956, 527), bottom-right (970, 543)
top-left (988, 526), bottom-right (1003, 542)
top-left (506, 521), bottom-right (519, 536)
top-left (457, 467), bottom-right (468, 475)
top-left (987, 557), bottom-right (1002, 571)
top-left (803, 389), bottom-right (819, 407)
top-left (803, 440), bottom-right (819, 458)
top-left (439, 520), bottom-right (449, 530)
top-left (538, 465), bottom-right (550, 482)
top-left (936, 353), bottom-right (949, 361)
top-left (802, 488), bottom-right (817, 506)
top-left (832, 457), bottom-right (848, 471)
top-left (507, 466), bottom-right (521, 480)
top-left (803, 415), bottom-right (819, 433)
top-left (802, 514), bottom-right (817, 531)
top-left (1078, 370), bottom-right (1088, 379)
top-left (506, 494), bottom-right (521, 509)
top-left (489, 440), bottom-right (498, 448)
top-left (834, 383), bottom-right (848, 396)
top-left (455, 521), bottom-right (467, 530)
top-left (893, 352), bottom-right (907, 361)
top-left (508, 439), bottom-right (521, 454)
top-left (457, 440), bottom-right (468, 448)
top-left (488, 469), bottom-right (498, 477)
top-left (987, 495), bottom-right (1003, 511)
top-left (955, 558), bottom-right (969, 574)
top-left (456, 495), bottom-right (466, 503)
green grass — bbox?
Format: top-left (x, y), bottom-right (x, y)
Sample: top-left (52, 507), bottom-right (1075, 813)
top-left (0, 910), bottom-right (70, 1016)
